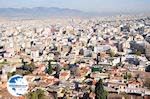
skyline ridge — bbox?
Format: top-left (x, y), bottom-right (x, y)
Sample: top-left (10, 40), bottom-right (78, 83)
top-left (0, 0), bottom-right (150, 13)
top-left (0, 7), bottom-right (149, 19)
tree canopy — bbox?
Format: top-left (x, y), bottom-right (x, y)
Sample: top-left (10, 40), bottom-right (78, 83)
top-left (145, 65), bottom-right (150, 72)
top-left (46, 60), bottom-right (53, 75)
top-left (95, 79), bottom-right (107, 99)
top-left (26, 89), bottom-right (47, 99)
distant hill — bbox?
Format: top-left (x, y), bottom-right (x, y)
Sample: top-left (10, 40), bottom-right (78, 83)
top-left (0, 7), bottom-right (148, 18)
top-left (0, 7), bottom-right (91, 18)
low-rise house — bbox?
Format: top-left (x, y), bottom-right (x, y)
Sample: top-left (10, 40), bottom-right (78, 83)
top-left (118, 83), bottom-right (127, 92)
top-left (30, 48), bottom-right (39, 61)
top-left (43, 76), bottom-right (59, 86)
top-left (33, 64), bottom-right (46, 75)
top-left (90, 72), bottom-right (109, 81)
top-left (59, 70), bottom-right (70, 81)
top-left (128, 81), bottom-right (142, 88)
top-left (125, 88), bottom-right (145, 94)
top-left (78, 65), bottom-right (91, 77)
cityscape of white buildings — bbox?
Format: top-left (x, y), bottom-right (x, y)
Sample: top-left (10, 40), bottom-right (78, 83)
top-left (0, 15), bottom-right (150, 99)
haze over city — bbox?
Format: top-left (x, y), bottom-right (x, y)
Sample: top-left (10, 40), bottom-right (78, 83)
top-left (0, 0), bottom-right (150, 13)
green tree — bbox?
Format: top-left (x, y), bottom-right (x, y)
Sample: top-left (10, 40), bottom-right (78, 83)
top-left (110, 50), bottom-right (115, 57)
top-left (28, 59), bottom-right (36, 72)
top-left (47, 60), bottom-right (52, 75)
top-left (37, 89), bottom-right (46, 99)
top-left (26, 89), bottom-right (46, 99)
top-left (135, 51), bottom-right (142, 56)
top-left (20, 58), bottom-right (35, 74)
top-left (7, 71), bottom-right (16, 79)
top-left (21, 58), bottom-right (26, 66)
top-left (124, 72), bottom-right (132, 80)
top-left (95, 79), bottom-right (107, 99)
top-left (145, 65), bottom-right (150, 72)
top-left (127, 73), bottom-right (132, 80)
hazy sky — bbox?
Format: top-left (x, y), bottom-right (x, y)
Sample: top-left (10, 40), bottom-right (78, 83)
top-left (0, 0), bottom-right (150, 12)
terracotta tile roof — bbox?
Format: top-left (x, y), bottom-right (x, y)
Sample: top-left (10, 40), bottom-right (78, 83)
top-left (61, 72), bottom-right (68, 76)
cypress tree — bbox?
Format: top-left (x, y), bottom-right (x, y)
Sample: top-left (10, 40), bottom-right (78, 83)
top-left (95, 79), bottom-right (107, 99)
top-left (47, 60), bottom-right (52, 75)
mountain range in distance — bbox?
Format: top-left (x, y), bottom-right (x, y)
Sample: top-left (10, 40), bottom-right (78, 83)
top-left (0, 7), bottom-right (149, 18)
